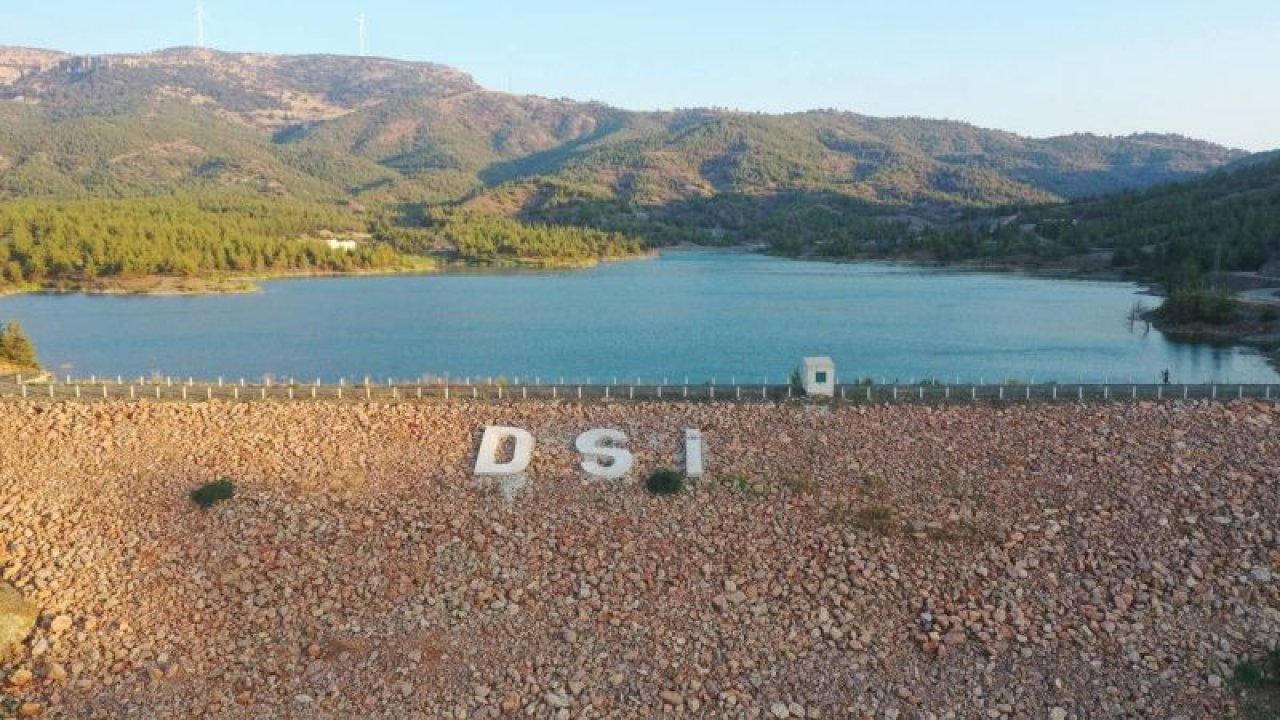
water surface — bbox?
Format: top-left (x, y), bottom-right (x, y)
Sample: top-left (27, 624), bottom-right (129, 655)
top-left (3, 251), bottom-right (1276, 383)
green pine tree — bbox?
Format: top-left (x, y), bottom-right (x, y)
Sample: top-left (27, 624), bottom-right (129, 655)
top-left (0, 321), bottom-right (40, 369)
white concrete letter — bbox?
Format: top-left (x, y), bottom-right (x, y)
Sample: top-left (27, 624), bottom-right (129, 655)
top-left (685, 428), bottom-right (704, 479)
top-left (474, 426), bottom-right (535, 476)
top-left (574, 429), bottom-right (633, 480)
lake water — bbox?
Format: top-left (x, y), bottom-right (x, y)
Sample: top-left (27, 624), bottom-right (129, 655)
top-left (3, 251), bottom-right (1277, 384)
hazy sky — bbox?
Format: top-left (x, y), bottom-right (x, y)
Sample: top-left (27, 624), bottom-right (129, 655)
top-left (2, 1), bottom-right (1278, 151)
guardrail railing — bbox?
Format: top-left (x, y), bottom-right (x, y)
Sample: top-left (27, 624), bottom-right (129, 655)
top-left (0, 375), bottom-right (1274, 405)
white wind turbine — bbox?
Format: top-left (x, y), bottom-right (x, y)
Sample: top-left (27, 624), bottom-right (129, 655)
top-left (195, 2), bottom-right (207, 48)
top-left (356, 13), bottom-right (367, 56)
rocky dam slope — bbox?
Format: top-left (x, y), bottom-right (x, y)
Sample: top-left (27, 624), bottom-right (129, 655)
top-left (0, 400), bottom-right (1277, 718)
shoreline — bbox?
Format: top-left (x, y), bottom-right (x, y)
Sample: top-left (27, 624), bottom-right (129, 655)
top-left (0, 244), bottom-right (1236, 297)
top-left (769, 248), bottom-right (1139, 283)
top-left (2, 244), bottom-right (1276, 372)
top-left (0, 251), bottom-right (657, 298)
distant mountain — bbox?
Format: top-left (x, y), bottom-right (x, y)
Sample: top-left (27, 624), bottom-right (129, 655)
top-left (0, 47), bottom-right (1250, 218)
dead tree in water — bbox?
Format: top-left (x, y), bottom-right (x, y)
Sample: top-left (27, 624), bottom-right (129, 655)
top-left (1127, 301), bottom-right (1151, 335)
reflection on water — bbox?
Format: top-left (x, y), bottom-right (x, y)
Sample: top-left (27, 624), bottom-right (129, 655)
top-left (2, 251), bottom-right (1277, 383)
top-left (1164, 337), bottom-right (1263, 383)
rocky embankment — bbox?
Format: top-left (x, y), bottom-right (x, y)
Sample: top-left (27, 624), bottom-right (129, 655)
top-left (0, 400), bottom-right (1278, 718)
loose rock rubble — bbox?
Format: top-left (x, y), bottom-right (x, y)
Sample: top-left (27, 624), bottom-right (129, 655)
top-left (0, 399), bottom-right (1277, 718)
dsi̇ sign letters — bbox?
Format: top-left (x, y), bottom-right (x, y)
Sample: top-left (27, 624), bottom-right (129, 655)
top-left (473, 426), bottom-right (705, 480)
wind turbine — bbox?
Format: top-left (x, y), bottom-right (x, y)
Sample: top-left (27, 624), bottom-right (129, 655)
top-left (195, 2), bottom-right (207, 49)
top-left (356, 13), bottom-right (367, 57)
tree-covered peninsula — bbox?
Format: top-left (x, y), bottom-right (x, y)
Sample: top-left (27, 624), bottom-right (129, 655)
top-left (0, 195), bottom-right (647, 293)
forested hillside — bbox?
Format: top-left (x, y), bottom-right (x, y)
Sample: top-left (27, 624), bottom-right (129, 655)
top-left (1030, 155), bottom-right (1280, 277)
top-left (370, 208), bottom-right (646, 267)
top-left (0, 193), bottom-right (651, 291)
top-left (0, 45), bottom-right (1266, 292)
top-left (0, 47), bottom-right (1246, 211)
top-left (0, 195), bottom-right (399, 290)
top-left (776, 156), bottom-right (1280, 286)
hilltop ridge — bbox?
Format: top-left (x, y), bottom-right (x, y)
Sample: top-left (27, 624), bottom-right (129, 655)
top-left (0, 46), bottom-right (478, 126)
top-left (0, 46), bottom-right (1250, 212)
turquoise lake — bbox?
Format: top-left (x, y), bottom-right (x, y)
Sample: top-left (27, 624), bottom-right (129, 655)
top-left (3, 250), bottom-right (1277, 384)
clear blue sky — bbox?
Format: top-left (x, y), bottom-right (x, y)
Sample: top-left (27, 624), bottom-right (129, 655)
top-left (3, 1), bottom-right (1278, 151)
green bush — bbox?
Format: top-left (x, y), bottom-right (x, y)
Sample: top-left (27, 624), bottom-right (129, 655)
top-left (1261, 306), bottom-right (1279, 323)
top-left (854, 505), bottom-right (899, 536)
top-left (190, 479), bottom-right (235, 509)
top-left (1234, 661), bottom-right (1268, 687)
top-left (719, 472), bottom-right (751, 493)
top-left (789, 367), bottom-right (803, 389)
top-left (1232, 649), bottom-right (1280, 688)
top-left (646, 469), bottom-right (684, 496)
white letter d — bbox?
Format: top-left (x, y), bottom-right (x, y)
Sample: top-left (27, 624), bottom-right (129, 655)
top-left (474, 426), bottom-right (535, 476)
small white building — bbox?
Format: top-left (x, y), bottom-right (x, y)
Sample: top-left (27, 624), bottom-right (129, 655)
top-left (327, 238), bottom-right (359, 252)
top-left (801, 357), bottom-right (836, 397)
